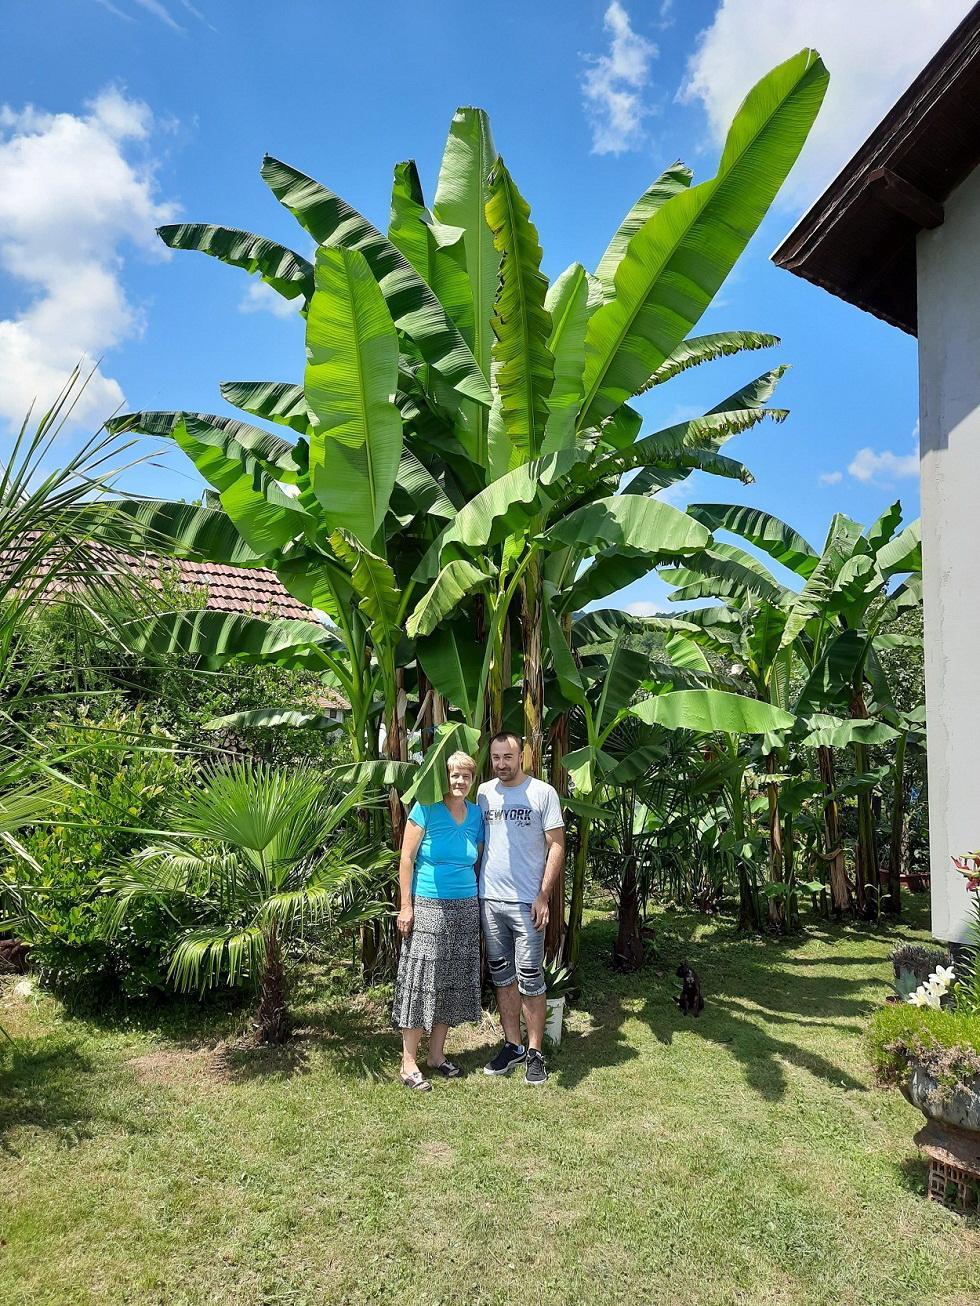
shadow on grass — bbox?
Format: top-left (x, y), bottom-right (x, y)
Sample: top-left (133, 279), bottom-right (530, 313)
top-left (0, 1035), bottom-right (128, 1154)
top-left (554, 911), bottom-right (898, 1100)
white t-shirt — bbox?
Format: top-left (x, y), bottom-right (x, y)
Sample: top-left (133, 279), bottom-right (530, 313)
top-left (477, 776), bottom-right (564, 903)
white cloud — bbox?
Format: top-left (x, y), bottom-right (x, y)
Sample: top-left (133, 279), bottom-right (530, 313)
top-left (582, 2), bottom-right (658, 155)
top-left (819, 470), bottom-right (843, 486)
top-left (681, 1), bottom-right (974, 206)
top-left (848, 447), bottom-right (919, 483)
top-left (240, 280), bottom-right (300, 321)
top-left (624, 600), bottom-right (666, 617)
top-left (0, 87), bottom-right (177, 432)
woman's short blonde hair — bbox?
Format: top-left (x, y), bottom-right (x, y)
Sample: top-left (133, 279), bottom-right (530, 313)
top-left (446, 750), bottom-right (478, 777)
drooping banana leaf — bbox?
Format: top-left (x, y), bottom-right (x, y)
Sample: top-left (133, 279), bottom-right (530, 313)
top-left (593, 162), bottom-right (693, 299)
top-left (794, 629), bottom-right (868, 715)
top-left (415, 623), bottom-right (484, 721)
top-left (261, 155), bottom-right (490, 407)
top-left (801, 714), bottom-right (899, 749)
top-left (107, 409), bottom-right (302, 478)
top-left (542, 495), bottom-right (710, 559)
top-left (329, 531), bottom-right (402, 648)
top-left (579, 50), bottom-right (828, 428)
top-left (406, 559), bottom-right (489, 640)
top-left (559, 550), bottom-right (654, 613)
top-left (485, 159), bottom-right (555, 478)
top-left (661, 544), bottom-right (787, 608)
top-left (404, 721), bottom-right (483, 805)
top-left (122, 609), bottom-right (340, 663)
top-left (633, 689), bottom-right (795, 735)
top-left (414, 446), bottom-right (583, 581)
top-left (643, 331), bottom-right (780, 389)
top-left (876, 519), bottom-right (921, 577)
top-left (593, 642), bottom-right (651, 731)
top-left (304, 246), bottom-right (403, 547)
top-left (172, 419), bottom-right (311, 556)
top-left (391, 448), bottom-right (457, 522)
top-left (686, 503), bottom-right (817, 578)
top-left (157, 223), bottom-right (314, 304)
top-left (219, 381), bottom-right (311, 436)
top-left (543, 264), bottom-right (590, 456)
top-left (100, 498), bottom-right (265, 568)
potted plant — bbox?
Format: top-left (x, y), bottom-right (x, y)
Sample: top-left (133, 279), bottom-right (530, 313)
top-left (889, 942), bottom-right (953, 1000)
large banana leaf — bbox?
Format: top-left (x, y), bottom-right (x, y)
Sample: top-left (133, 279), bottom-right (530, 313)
top-left (661, 544), bottom-right (787, 607)
top-left (415, 623), bottom-right (484, 720)
top-left (157, 223), bottom-right (314, 304)
top-left (543, 263), bottom-right (590, 456)
top-left (579, 50), bottom-right (828, 428)
top-left (876, 519), bottom-right (921, 577)
top-left (108, 409), bottom-right (301, 478)
top-left (262, 155), bottom-right (489, 407)
top-left (687, 503), bottom-right (817, 578)
top-left (172, 419), bottom-right (310, 556)
top-left (644, 331), bottom-right (780, 389)
top-left (794, 629), bottom-right (867, 715)
top-left (404, 721), bottom-right (483, 805)
top-left (485, 160), bottom-right (555, 478)
top-left (778, 519), bottom-right (851, 650)
top-left (104, 498), bottom-right (264, 567)
top-left (595, 404), bottom-right (783, 481)
top-left (387, 159), bottom-right (474, 342)
top-left (329, 531), bottom-right (402, 647)
top-left (414, 447), bottom-right (583, 581)
top-left (801, 714), bottom-right (899, 749)
top-left (593, 642), bottom-right (651, 731)
top-left (122, 609), bottom-right (340, 663)
top-left (559, 550), bottom-right (654, 613)
top-left (633, 689), bottom-right (794, 735)
top-left (542, 495), bottom-right (710, 558)
top-left (545, 597), bottom-right (587, 709)
top-left (219, 381), bottom-right (311, 436)
top-left (406, 559), bottom-right (489, 640)
top-left (304, 246), bottom-right (403, 547)
top-left (593, 162), bottom-right (693, 298)
top-left (432, 107), bottom-right (499, 379)
top-left (392, 449), bottom-right (457, 522)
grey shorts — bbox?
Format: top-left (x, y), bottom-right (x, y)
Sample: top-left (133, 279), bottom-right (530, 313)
top-left (480, 898), bottom-right (546, 997)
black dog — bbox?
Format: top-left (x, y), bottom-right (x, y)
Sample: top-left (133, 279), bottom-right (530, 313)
top-left (675, 962), bottom-right (704, 1017)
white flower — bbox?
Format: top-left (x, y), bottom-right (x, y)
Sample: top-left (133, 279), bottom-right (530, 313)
top-left (934, 964), bottom-right (955, 985)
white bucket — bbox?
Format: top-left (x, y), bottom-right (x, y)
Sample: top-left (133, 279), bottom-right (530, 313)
top-left (545, 995), bottom-right (566, 1046)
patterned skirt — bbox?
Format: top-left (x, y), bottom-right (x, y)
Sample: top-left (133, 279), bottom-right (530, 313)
top-left (391, 895), bottom-right (482, 1032)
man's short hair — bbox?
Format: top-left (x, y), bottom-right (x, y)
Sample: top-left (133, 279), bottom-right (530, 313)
top-left (488, 730), bottom-right (522, 748)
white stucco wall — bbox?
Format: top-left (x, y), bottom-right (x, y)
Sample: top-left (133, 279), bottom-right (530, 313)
top-left (916, 163), bottom-right (980, 943)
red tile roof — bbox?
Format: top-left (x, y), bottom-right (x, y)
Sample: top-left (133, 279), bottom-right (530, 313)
top-left (172, 558), bottom-right (315, 622)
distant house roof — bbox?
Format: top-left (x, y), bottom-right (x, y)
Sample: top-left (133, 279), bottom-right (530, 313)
top-left (171, 558), bottom-right (315, 623)
top-left (772, 3), bottom-right (980, 334)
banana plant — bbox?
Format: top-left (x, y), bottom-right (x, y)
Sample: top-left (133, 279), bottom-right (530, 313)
top-left (103, 53), bottom-right (828, 907)
top-left (654, 501), bottom-right (922, 921)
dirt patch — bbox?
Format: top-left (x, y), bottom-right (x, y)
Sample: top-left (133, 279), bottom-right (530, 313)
top-left (127, 1044), bottom-right (234, 1088)
top-left (418, 1140), bottom-right (456, 1169)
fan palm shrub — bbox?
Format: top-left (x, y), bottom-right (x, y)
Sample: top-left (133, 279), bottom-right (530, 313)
top-left (107, 761), bottom-right (388, 1042)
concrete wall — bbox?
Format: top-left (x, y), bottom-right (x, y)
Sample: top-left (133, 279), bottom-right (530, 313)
top-left (916, 163), bottom-right (980, 943)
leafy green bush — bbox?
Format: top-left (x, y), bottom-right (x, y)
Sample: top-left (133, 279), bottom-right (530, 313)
top-left (18, 706), bottom-right (195, 1002)
top-left (868, 1003), bottom-right (980, 1086)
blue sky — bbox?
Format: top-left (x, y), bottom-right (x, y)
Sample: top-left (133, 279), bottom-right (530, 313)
top-left (1, 0), bottom-right (970, 613)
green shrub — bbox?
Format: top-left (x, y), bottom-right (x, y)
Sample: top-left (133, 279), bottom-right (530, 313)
top-left (18, 706), bottom-right (195, 1002)
top-left (868, 1003), bottom-right (980, 1086)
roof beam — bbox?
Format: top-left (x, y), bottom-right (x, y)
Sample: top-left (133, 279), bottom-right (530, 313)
top-left (868, 167), bottom-right (945, 230)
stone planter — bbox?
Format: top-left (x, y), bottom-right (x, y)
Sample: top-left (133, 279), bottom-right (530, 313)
top-left (902, 1064), bottom-right (980, 1133)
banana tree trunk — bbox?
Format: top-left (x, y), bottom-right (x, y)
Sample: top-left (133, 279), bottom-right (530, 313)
top-left (563, 815), bottom-right (590, 972)
top-left (520, 556), bottom-right (544, 776)
top-left (886, 730), bottom-right (907, 919)
top-left (614, 852), bottom-right (645, 971)
top-left (765, 753), bottom-right (785, 931)
top-left (817, 744), bottom-right (850, 915)
top-left (546, 709), bottom-right (569, 962)
top-left (850, 682), bottom-right (879, 919)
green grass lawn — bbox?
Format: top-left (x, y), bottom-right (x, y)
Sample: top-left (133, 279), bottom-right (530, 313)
top-left (3, 901), bottom-right (979, 1306)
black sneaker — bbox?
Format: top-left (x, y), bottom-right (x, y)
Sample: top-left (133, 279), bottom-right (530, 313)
top-left (524, 1049), bottom-right (548, 1086)
top-left (483, 1041), bottom-right (527, 1076)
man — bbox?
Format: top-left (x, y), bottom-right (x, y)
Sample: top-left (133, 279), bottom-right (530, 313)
top-left (478, 731), bottom-right (565, 1086)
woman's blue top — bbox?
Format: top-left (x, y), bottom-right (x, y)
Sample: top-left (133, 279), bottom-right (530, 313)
top-left (408, 799), bottom-right (484, 900)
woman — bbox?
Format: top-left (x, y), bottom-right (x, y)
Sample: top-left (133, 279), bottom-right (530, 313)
top-left (392, 750), bottom-right (484, 1090)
